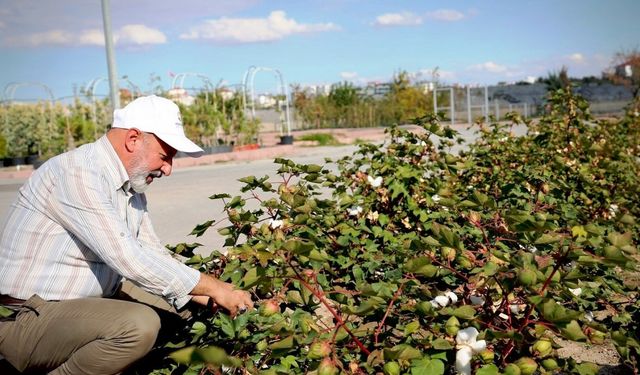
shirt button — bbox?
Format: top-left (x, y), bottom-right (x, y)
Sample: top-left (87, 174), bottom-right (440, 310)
top-left (120, 232), bottom-right (125, 237)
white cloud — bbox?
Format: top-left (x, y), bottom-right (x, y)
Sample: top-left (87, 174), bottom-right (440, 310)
top-left (468, 61), bottom-right (508, 73)
top-left (373, 11), bottom-right (422, 27)
top-left (340, 72), bottom-right (358, 80)
top-left (425, 9), bottom-right (465, 22)
top-left (567, 53), bottom-right (585, 64)
top-left (180, 10), bottom-right (338, 43)
top-left (4, 24), bottom-right (167, 47)
top-left (77, 29), bottom-right (106, 46)
top-left (117, 24), bottom-right (167, 45)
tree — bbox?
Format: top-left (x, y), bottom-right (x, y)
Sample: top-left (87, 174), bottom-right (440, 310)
top-left (606, 49), bottom-right (640, 97)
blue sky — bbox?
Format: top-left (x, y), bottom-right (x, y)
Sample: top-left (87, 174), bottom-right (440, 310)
top-left (1, 0), bottom-right (638, 101)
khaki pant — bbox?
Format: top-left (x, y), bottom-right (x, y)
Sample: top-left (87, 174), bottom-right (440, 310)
top-left (0, 281), bottom-right (190, 375)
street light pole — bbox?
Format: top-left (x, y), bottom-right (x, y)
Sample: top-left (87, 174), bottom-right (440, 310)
top-left (101, 0), bottom-right (120, 110)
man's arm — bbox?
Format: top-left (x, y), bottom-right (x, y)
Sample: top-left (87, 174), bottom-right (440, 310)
top-left (48, 168), bottom-right (200, 308)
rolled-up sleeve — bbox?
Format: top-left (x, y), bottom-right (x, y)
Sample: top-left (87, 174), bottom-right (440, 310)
top-left (48, 168), bottom-right (200, 309)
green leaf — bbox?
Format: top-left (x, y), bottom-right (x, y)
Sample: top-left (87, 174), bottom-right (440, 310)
top-left (431, 338), bottom-right (453, 350)
top-left (269, 335), bottom-right (296, 350)
top-left (404, 320), bottom-right (421, 335)
top-left (241, 267), bottom-right (262, 288)
top-left (571, 225), bottom-right (588, 238)
top-left (217, 314), bottom-right (235, 338)
top-left (0, 305), bottom-right (14, 318)
top-left (476, 364), bottom-right (499, 375)
top-left (169, 346), bottom-right (196, 364)
top-left (574, 362), bottom-right (600, 375)
top-left (405, 257), bottom-right (438, 277)
top-left (540, 299), bottom-right (582, 324)
top-left (451, 305), bottom-right (476, 320)
top-left (410, 357), bottom-right (445, 375)
top-left (560, 320), bottom-right (587, 341)
top-left (607, 232), bottom-right (631, 248)
top-left (197, 346), bottom-right (243, 367)
top-left (190, 321), bottom-right (207, 342)
top-left (209, 193), bottom-right (231, 200)
top-left (190, 220), bottom-right (215, 237)
top-left (535, 233), bottom-right (562, 245)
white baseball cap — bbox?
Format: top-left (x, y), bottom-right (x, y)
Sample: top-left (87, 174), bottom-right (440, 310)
top-left (112, 95), bottom-right (204, 157)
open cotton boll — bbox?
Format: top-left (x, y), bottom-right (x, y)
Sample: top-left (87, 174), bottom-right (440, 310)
top-left (455, 327), bottom-right (486, 375)
top-left (269, 219), bottom-right (283, 229)
top-left (445, 291), bottom-right (458, 304)
top-left (455, 346), bottom-right (473, 375)
top-left (347, 206), bottom-right (363, 216)
top-left (367, 175), bottom-right (383, 187)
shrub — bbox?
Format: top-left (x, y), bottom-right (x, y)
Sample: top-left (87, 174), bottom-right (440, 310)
top-left (160, 89), bottom-right (639, 375)
top-left (298, 133), bottom-right (341, 146)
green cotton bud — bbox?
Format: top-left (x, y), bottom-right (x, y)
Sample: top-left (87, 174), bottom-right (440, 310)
top-left (531, 338), bottom-right (553, 357)
top-left (518, 268), bottom-right (537, 286)
top-left (541, 358), bottom-right (559, 370)
top-left (317, 358), bottom-right (338, 375)
top-left (503, 363), bottom-right (521, 375)
top-left (515, 357), bottom-right (538, 375)
top-left (445, 316), bottom-right (461, 336)
top-left (307, 340), bottom-right (332, 359)
top-left (383, 361), bottom-right (401, 375)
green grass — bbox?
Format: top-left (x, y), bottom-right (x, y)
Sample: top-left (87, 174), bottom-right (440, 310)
top-left (298, 133), bottom-right (341, 146)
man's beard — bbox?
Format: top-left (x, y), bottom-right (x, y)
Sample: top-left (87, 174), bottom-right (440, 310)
top-left (129, 149), bottom-right (162, 193)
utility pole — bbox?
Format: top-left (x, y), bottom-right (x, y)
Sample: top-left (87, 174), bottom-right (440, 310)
top-left (101, 0), bottom-right (120, 110)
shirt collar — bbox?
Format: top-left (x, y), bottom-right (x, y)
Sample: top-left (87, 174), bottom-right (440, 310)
top-left (96, 135), bottom-right (132, 193)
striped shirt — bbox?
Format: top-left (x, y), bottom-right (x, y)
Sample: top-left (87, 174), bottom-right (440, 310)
top-left (0, 136), bottom-right (200, 309)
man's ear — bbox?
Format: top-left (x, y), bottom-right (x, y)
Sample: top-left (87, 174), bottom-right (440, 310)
top-left (124, 128), bottom-right (143, 153)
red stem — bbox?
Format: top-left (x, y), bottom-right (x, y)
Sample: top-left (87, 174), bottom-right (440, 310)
top-left (294, 276), bottom-right (371, 356)
top-left (374, 284), bottom-right (404, 345)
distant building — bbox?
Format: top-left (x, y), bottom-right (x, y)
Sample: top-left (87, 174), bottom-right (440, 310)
top-left (167, 88), bottom-right (195, 106)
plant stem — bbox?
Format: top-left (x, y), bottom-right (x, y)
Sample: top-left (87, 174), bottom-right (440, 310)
top-left (291, 272), bottom-right (371, 356)
top-left (374, 284), bottom-right (404, 345)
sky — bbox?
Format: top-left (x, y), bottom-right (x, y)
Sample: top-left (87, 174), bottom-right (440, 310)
top-left (0, 0), bottom-right (638, 101)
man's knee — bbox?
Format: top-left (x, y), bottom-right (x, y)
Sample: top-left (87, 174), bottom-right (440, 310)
top-left (119, 303), bottom-right (161, 351)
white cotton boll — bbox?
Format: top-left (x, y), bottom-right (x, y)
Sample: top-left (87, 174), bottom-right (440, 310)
top-left (430, 299), bottom-right (440, 308)
top-left (470, 296), bottom-right (485, 306)
top-left (445, 291), bottom-right (458, 304)
top-left (431, 194), bottom-right (441, 203)
top-left (499, 313), bottom-right (509, 320)
top-left (456, 327), bottom-right (479, 345)
top-left (367, 175), bottom-right (383, 188)
top-left (455, 346), bottom-right (473, 375)
top-left (269, 219), bottom-right (283, 229)
top-left (510, 304), bottom-right (520, 314)
top-left (434, 295), bottom-right (450, 307)
top-left (569, 287), bottom-right (582, 296)
top-left (348, 206), bottom-right (363, 216)
top-left (470, 339), bottom-right (487, 353)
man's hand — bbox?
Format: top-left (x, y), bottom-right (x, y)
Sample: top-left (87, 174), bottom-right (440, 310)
top-left (190, 273), bottom-right (253, 316)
